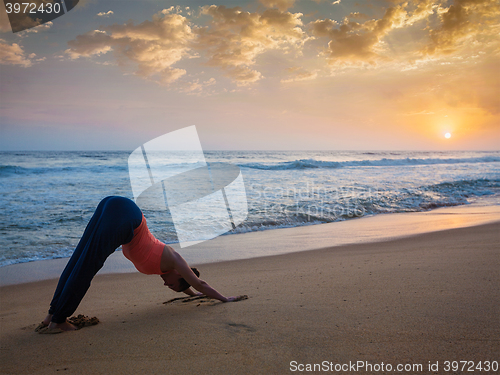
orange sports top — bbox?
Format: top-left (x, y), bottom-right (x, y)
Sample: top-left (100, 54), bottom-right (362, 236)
top-left (122, 214), bottom-right (166, 275)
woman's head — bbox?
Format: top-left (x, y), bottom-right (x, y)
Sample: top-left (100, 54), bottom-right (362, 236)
top-left (161, 268), bottom-right (200, 292)
top-left (178, 267), bottom-right (199, 292)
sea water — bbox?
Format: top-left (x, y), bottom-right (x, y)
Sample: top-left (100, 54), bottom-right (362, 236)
top-left (1, 150), bottom-right (499, 267)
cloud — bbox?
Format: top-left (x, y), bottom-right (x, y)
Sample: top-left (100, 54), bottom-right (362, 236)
top-left (197, 5), bottom-right (307, 84)
top-left (281, 67), bottom-right (318, 82)
top-left (181, 77), bottom-right (217, 94)
top-left (162, 6), bottom-right (186, 15)
top-left (0, 39), bottom-right (33, 66)
top-left (65, 30), bottom-right (113, 59)
top-left (311, 0), bottom-right (500, 65)
top-left (97, 11), bottom-right (114, 18)
top-left (259, 0), bottom-right (296, 11)
top-left (21, 21), bottom-right (53, 34)
top-left (65, 12), bottom-right (196, 84)
top-left (310, 5), bottom-right (408, 66)
top-left (310, 0), bottom-right (500, 67)
top-left (66, 6), bottom-right (308, 86)
top-left (404, 0), bottom-right (437, 25)
top-left (423, 0), bottom-right (500, 55)
top-left (63, 1), bottom-right (499, 89)
top-left (348, 12), bottom-right (369, 20)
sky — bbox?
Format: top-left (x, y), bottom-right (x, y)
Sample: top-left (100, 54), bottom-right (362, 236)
top-left (0, 0), bottom-right (499, 151)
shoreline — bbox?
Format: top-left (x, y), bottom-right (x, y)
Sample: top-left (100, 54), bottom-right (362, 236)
top-left (1, 221), bottom-right (499, 374)
top-left (1, 202), bottom-right (499, 286)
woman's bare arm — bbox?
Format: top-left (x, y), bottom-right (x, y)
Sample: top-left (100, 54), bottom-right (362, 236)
top-left (182, 287), bottom-right (202, 296)
top-left (172, 251), bottom-right (232, 302)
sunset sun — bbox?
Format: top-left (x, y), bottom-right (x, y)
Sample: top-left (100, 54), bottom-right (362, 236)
top-left (445, 132), bottom-right (452, 139)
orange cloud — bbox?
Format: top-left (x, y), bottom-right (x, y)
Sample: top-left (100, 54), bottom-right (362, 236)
top-left (310, 5), bottom-right (408, 65)
top-left (66, 30), bottom-right (113, 58)
top-left (259, 0), bottom-right (296, 11)
top-left (424, 0), bottom-right (500, 55)
top-left (65, 6), bottom-right (306, 86)
top-left (65, 12), bottom-right (195, 83)
top-left (280, 67), bottom-right (318, 83)
top-left (198, 6), bottom-right (306, 84)
top-left (310, 0), bottom-right (499, 67)
top-left (61, 1), bottom-right (498, 90)
top-left (0, 39), bottom-right (33, 66)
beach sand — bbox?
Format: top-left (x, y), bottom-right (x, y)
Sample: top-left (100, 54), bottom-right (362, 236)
top-left (1, 220), bottom-right (499, 374)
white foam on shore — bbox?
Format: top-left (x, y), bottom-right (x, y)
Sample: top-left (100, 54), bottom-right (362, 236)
top-left (1, 203), bottom-right (499, 286)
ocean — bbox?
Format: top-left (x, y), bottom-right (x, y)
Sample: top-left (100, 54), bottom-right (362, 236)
top-left (1, 150), bottom-right (499, 267)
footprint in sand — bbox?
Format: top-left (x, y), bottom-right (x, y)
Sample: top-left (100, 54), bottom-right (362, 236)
top-left (32, 315), bottom-right (100, 333)
top-left (226, 323), bottom-right (256, 333)
top-left (21, 324), bottom-right (38, 331)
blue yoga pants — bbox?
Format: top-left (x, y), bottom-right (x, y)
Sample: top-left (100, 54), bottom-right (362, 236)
top-left (48, 196), bottom-right (143, 323)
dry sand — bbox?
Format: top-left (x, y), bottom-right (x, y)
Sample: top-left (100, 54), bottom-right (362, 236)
top-left (1, 221), bottom-right (499, 374)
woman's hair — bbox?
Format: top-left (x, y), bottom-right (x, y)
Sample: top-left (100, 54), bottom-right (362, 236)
top-left (178, 267), bottom-right (200, 292)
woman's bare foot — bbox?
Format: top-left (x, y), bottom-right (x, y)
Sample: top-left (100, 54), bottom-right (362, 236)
top-left (48, 320), bottom-right (78, 331)
top-left (42, 314), bottom-right (52, 326)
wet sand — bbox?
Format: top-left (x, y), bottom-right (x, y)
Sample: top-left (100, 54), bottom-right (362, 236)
top-left (1, 221), bottom-right (499, 374)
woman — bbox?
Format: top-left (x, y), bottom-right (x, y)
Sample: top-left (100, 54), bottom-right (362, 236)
top-left (40, 196), bottom-right (242, 332)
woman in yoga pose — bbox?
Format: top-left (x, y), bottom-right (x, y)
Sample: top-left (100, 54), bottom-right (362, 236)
top-left (40, 196), bottom-right (241, 332)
